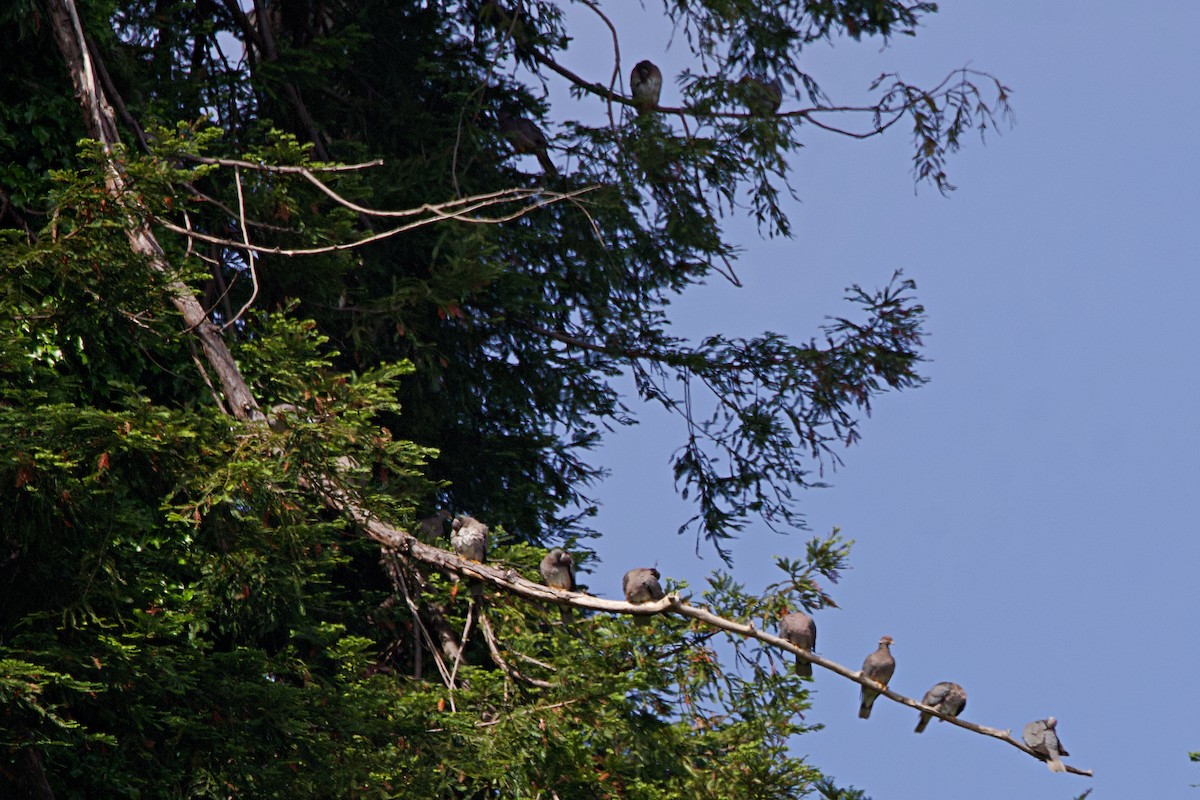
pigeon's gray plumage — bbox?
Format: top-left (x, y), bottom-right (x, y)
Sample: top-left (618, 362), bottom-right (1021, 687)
top-left (630, 60), bottom-right (662, 114)
top-left (539, 548), bottom-right (575, 591)
top-left (623, 567), bottom-right (664, 626)
top-left (1023, 717), bottom-right (1069, 772)
top-left (540, 548), bottom-right (576, 623)
top-left (915, 681), bottom-right (967, 733)
top-left (416, 509), bottom-right (452, 541)
top-left (858, 635), bottom-right (895, 719)
top-left (779, 611), bottom-right (817, 678)
top-left (498, 111), bottom-right (558, 177)
top-left (450, 515), bottom-right (488, 562)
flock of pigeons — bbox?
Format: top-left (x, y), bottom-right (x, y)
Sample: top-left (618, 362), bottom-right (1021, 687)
top-left (496, 59), bottom-right (784, 177)
top-left (782, 614), bottom-right (1075, 767)
top-left (774, 614), bottom-right (1070, 771)
top-left (433, 511), bottom-right (1070, 772)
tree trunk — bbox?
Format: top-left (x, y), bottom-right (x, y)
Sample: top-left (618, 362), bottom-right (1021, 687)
top-left (43, 0), bottom-right (262, 421)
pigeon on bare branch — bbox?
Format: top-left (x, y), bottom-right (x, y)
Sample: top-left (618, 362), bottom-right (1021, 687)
top-left (915, 681), bottom-right (967, 733)
top-left (539, 547), bottom-right (575, 623)
top-left (622, 567), bottom-right (664, 626)
top-left (450, 515), bottom-right (488, 562)
top-left (858, 635), bottom-right (895, 719)
top-left (779, 610), bottom-right (817, 678)
top-left (1023, 717), bottom-right (1069, 772)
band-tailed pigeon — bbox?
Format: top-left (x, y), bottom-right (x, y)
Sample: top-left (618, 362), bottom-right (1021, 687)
top-left (540, 548), bottom-right (575, 623)
top-left (498, 110), bottom-right (558, 177)
top-left (630, 60), bottom-right (662, 114)
top-left (539, 548), bottom-right (575, 591)
top-left (1023, 717), bottom-right (1069, 772)
top-left (623, 567), bottom-right (664, 626)
top-left (416, 509), bottom-right (452, 541)
top-left (914, 681), bottom-right (967, 733)
top-left (779, 610), bottom-right (817, 678)
top-left (450, 514), bottom-right (487, 599)
top-left (738, 74), bottom-right (783, 115)
top-left (858, 635), bottom-right (895, 719)
top-left (450, 514), bottom-right (488, 562)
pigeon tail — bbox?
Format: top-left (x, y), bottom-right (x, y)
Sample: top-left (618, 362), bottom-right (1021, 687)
top-left (1046, 756), bottom-right (1066, 773)
top-left (535, 151), bottom-right (558, 177)
top-left (914, 713), bottom-right (932, 733)
top-left (795, 656), bottom-right (812, 679)
top-left (858, 690), bottom-right (877, 719)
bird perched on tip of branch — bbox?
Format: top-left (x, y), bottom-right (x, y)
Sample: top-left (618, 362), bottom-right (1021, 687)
top-left (497, 110), bottom-right (558, 177)
top-left (779, 610), bottom-right (817, 678)
top-left (539, 547), bottom-right (575, 623)
top-left (857, 635), bottom-right (895, 719)
top-left (915, 681), bottom-right (967, 733)
top-left (1023, 717), bottom-right (1069, 772)
top-left (630, 59), bottom-right (662, 115)
top-left (622, 567), bottom-right (664, 626)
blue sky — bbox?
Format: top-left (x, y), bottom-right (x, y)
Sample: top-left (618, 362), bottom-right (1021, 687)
top-left (532, 1), bottom-right (1200, 797)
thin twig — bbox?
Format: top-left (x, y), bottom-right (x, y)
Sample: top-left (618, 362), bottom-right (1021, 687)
top-left (188, 339), bottom-right (228, 413)
top-left (478, 611), bottom-right (553, 689)
top-left (447, 600), bottom-right (474, 704)
top-left (155, 185), bottom-right (599, 257)
top-left (384, 550), bottom-right (456, 694)
top-left (220, 165), bottom-right (259, 330)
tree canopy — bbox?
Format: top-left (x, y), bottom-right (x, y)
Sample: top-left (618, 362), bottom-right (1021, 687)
top-left (0, 0), bottom-right (1020, 796)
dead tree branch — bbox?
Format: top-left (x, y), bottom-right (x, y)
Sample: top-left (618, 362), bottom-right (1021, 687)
top-left (45, 0), bottom-right (262, 421)
top-left (478, 611), bottom-right (553, 689)
top-left (311, 470), bottom-right (1092, 777)
top-left (155, 164), bottom-right (599, 257)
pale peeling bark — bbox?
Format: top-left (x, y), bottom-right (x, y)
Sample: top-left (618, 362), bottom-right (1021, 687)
top-left (44, 0), bottom-right (262, 421)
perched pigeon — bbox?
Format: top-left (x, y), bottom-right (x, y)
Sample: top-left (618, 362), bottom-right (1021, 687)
top-left (450, 515), bottom-right (488, 562)
top-left (498, 110), bottom-right (558, 177)
top-left (858, 635), bottom-right (895, 719)
top-left (539, 548), bottom-right (575, 591)
top-left (1023, 717), bottom-right (1069, 773)
top-left (630, 60), bottom-right (662, 114)
top-left (779, 610), bottom-right (817, 678)
top-left (623, 567), bottom-right (664, 626)
top-left (540, 548), bottom-right (576, 623)
top-left (738, 74), bottom-right (783, 115)
top-left (416, 509), bottom-right (452, 541)
top-left (915, 681), bottom-right (967, 733)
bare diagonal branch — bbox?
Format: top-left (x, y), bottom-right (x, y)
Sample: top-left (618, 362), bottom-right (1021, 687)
top-left (311, 470), bottom-right (1091, 777)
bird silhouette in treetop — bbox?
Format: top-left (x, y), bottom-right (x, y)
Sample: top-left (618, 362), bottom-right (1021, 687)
top-left (630, 60), bottom-right (662, 115)
top-left (498, 110), bottom-right (558, 177)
